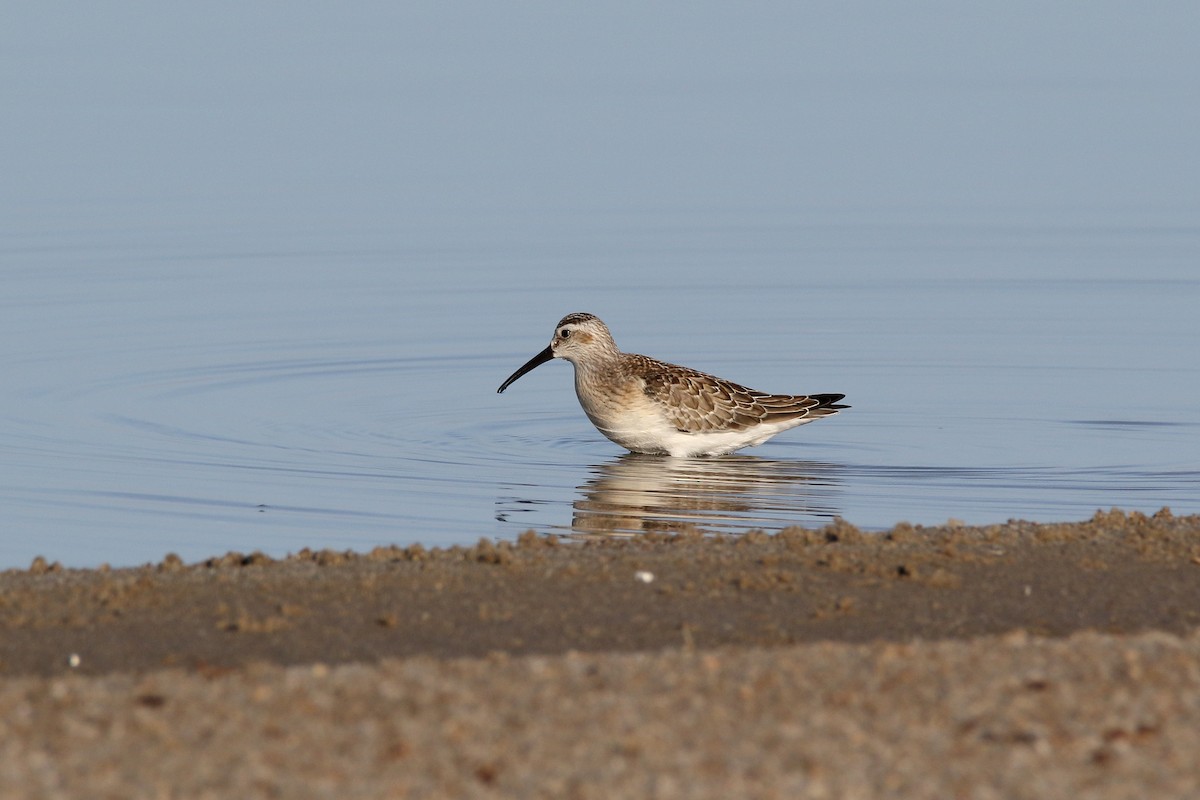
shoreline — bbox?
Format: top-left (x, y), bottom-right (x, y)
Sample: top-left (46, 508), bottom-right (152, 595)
top-left (4, 508), bottom-right (1200, 797)
top-left (4, 508), bottom-right (1197, 677)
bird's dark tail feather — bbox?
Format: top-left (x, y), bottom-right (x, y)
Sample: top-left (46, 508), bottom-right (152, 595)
top-left (811, 393), bottom-right (849, 411)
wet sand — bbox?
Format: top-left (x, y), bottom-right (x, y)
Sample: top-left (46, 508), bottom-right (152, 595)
top-left (3, 508), bottom-right (1200, 797)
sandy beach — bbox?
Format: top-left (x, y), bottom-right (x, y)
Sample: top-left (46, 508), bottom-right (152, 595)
top-left (3, 508), bottom-right (1200, 797)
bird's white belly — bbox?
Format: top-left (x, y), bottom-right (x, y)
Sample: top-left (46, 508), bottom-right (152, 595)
top-left (576, 382), bottom-right (811, 456)
top-left (577, 391), bottom-right (678, 454)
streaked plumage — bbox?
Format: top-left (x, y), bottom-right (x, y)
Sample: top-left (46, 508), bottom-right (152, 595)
top-left (497, 312), bottom-right (847, 457)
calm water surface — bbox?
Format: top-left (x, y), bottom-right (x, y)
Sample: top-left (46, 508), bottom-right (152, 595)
top-left (3, 4), bottom-right (1198, 567)
top-left (2, 220), bottom-right (1197, 568)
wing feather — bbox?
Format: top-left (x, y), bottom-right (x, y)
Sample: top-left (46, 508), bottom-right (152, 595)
top-left (631, 354), bottom-right (839, 434)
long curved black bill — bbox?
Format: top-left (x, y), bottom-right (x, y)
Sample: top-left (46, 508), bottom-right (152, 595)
top-left (497, 345), bottom-right (554, 393)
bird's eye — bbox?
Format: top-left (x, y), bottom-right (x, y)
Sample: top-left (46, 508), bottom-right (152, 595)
top-left (559, 329), bottom-right (570, 339)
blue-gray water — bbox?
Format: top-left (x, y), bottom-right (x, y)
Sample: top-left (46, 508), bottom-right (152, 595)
top-left (2, 4), bottom-right (1198, 568)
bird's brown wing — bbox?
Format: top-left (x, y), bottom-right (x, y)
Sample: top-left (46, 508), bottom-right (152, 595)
top-left (632, 354), bottom-right (827, 434)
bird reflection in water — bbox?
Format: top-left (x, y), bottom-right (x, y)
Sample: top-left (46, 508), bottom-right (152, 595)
top-left (570, 453), bottom-right (842, 536)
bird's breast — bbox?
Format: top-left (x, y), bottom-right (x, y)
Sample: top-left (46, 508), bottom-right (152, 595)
top-left (573, 369), bottom-right (676, 452)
